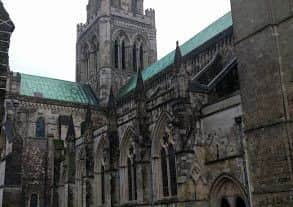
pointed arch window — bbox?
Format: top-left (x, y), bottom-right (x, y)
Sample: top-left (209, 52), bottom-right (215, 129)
top-left (122, 41), bottom-right (126, 70)
top-left (114, 40), bottom-right (119, 68)
top-left (160, 133), bottom-right (177, 197)
top-left (36, 117), bottom-right (45, 138)
top-left (133, 44), bottom-right (137, 72)
top-left (139, 45), bottom-right (144, 70)
top-left (127, 145), bottom-right (137, 201)
top-left (30, 194), bottom-right (38, 207)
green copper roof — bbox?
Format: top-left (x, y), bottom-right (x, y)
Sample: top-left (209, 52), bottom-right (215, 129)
top-left (20, 73), bottom-right (98, 105)
top-left (118, 12), bottom-right (233, 97)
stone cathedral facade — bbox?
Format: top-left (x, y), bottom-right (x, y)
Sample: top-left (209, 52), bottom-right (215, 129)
top-left (0, 0), bottom-right (292, 207)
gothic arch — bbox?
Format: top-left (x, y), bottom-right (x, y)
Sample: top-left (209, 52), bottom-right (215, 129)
top-left (119, 127), bottom-right (137, 202)
top-left (210, 174), bottom-right (248, 207)
top-left (112, 30), bottom-right (130, 70)
top-left (95, 135), bottom-right (110, 206)
top-left (95, 135), bottom-right (109, 172)
top-left (132, 34), bottom-right (149, 71)
top-left (151, 111), bottom-right (173, 158)
top-left (131, 34), bottom-right (149, 49)
top-left (120, 127), bottom-right (136, 164)
top-left (151, 112), bottom-right (178, 200)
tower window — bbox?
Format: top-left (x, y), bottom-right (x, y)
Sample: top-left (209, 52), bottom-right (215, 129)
top-left (114, 40), bottom-right (119, 68)
top-left (36, 117), bottom-right (45, 138)
top-left (133, 44), bottom-right (137, 72)
top-left (139, 45), bottom-right (144, 70)
top-left (122, 41), bottom-right (126, 70)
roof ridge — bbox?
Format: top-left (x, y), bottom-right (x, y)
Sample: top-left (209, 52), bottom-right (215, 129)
top-left (20, 73), bottom-right (78, 85)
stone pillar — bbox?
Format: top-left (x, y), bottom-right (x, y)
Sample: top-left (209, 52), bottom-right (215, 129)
top-left (230, 0), bottom-right (293, 206)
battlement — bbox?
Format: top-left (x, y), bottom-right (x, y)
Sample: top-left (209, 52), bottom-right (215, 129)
top-left (145, 8), bottom-right (155, 26)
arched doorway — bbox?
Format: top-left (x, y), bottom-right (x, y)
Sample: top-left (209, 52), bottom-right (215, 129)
top-left (210, 174), bottom-right (247, 207)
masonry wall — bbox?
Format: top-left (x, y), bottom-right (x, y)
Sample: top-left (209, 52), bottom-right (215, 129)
top-left (231, 0), bottom-right (293, 206)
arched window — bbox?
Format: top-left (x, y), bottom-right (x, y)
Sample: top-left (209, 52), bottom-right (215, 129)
top-left (133, 44), bottom-right (137, 72)
top-left (30, 194), bottom-right (38, 207)
top-left (236, 197), bottom-right (246, 207)
top-left (160, 133), bottom-right (177, 197)
top-left (101, 165), bottom-right (105, 204)
top-left (122, 41), bottom-right (126, 70)
top-left (221, 198), bottom-right (230, 207)
top-left (36, 117), bottom-right (45, 138)
top-left (127, 145), bottom-right (137, 201)
top-left (114, 40), bottom-right (119, 68)
top-left (161, 147), bottom-right (169, 197)
top-left (168, 144), bottom-right (177, 196)
top-left (139, 45), bottom-right (144, 70)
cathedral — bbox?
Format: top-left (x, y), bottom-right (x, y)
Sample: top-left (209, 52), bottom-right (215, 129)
top-left (0, 0), bottom-right (292, 207)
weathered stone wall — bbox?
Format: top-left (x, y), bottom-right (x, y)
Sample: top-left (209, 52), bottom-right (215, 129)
top-left (111, 29), bottom-right (248, 206)
top-left (231, 0), bottom-right (293, 206)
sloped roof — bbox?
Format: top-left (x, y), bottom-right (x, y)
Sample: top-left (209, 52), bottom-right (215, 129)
top-left (20, 73), bottom-right (98, 105)
top-left (118, 12), bottom-right (233, 98)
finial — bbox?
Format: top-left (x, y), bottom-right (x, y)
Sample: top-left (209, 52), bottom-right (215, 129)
top-left (174, 40), bottom-right (182, 69)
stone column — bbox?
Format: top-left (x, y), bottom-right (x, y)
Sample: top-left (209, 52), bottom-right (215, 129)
top-left (230, 0), bottom-right (293, 206)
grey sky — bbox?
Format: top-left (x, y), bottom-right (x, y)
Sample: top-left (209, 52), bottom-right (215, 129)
top-left (2, 0), bottom-right (231, 81)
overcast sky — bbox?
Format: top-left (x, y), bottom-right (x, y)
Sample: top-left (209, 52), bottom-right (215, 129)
top-left (2, 0), bottom-right (231, 81)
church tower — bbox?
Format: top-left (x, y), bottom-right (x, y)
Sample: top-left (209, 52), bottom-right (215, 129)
top-left (76, 0), bottom-right (157, 106)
